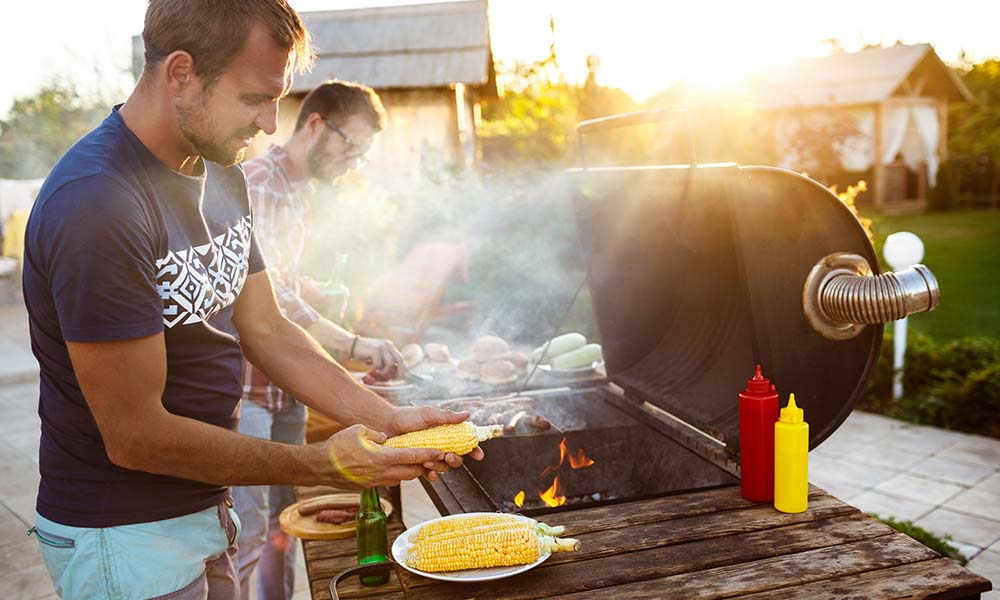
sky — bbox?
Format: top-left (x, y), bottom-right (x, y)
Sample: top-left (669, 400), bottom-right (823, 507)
top-left (2, 0), bottom-right (1000, 117)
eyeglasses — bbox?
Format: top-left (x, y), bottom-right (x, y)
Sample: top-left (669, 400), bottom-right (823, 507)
top-left (322, 118), bottom-right (369, 168)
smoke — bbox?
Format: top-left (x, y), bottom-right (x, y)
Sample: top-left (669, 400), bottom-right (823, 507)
top-left (300, 166), bottom-right (600, 346)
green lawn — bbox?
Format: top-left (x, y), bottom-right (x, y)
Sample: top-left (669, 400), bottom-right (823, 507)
top-left (866, 209), bottom-right (1000, 342)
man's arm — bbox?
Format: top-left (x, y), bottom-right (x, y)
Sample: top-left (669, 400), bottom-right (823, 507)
top-left (233, 269), bottom-right (396, 431)
top-left (66, 333), bottom-right (441, 488)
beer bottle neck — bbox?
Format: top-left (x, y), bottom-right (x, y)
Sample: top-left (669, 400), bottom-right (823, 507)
top-left (360, 488), bottom-right (381, 511)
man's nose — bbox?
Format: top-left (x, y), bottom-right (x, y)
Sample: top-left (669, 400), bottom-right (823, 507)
top-left (255, 102), bottom-right (279, 136)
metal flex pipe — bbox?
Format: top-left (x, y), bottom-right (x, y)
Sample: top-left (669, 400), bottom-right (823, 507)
top-left (803, 253), bottom-right (941, 340)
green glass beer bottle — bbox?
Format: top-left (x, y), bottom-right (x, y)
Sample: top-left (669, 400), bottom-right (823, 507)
top-left (355, 487), bottom-right (390, 586)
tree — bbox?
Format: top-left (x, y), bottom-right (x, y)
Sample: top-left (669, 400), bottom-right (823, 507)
top-left (0, 82), bottom-right (110, 179)
top-left (950, 57), bottom-right (1000, 208)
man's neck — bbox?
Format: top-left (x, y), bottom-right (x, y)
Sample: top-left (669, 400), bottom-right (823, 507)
top-left (119, 81), bottom-right (201, 176)
top-left (280, 131), bottom-right (311, 184)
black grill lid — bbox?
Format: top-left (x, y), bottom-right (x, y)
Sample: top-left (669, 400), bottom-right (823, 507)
top-left (570, 164), bottom-right (881, 452)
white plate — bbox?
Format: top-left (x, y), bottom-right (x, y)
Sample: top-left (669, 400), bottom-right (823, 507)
top-left (391, 513), bottom-right (551, 582)
top-left (537, 361), bottom-right (604, 377)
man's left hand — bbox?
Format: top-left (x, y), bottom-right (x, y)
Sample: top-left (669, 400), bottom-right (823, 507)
top-left (386, 406), bottom-right (486, 481)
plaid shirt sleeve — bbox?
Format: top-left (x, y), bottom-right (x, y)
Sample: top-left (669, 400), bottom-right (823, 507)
top-left (245, 159), bottom-right (321, 330)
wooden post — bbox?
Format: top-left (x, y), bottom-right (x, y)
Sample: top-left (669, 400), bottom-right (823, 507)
top-left (937, 97), bottom-right (948, 161)
top-left (873, 102), bottom-right (886, 211)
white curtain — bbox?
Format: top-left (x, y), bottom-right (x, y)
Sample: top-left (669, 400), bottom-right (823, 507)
top-left (910, 105), bottom-right (940, 186)
top-left (881, 106), bottom-right (910, 165)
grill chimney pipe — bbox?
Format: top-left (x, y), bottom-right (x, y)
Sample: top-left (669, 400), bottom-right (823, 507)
top-left (803, 253), bottom-right (940, 341)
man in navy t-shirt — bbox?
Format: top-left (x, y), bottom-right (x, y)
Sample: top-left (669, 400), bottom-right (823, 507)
top-left (20, 2), bottom-right (478, 598)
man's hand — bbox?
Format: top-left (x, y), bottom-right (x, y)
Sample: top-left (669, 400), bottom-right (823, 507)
top-left (354, 336), bottom-right (407, 376)
top-left (319, 424), bottom-right (446, 489)
top-left (386, 406), bottom-right (486, 481)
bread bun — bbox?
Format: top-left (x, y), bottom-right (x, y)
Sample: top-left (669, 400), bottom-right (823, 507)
top-left (472, 336), bottom-right (509, 362)
top-left (480, 359), bottom-right (517, 385)
top-left (506, 351), bottom-right (529, 372)
top-left (401, 343), bottom-right (424, 368)
top-left (456, 358), bottom-right (481, 380)
top-left (424, 343), bottom-right (451, 363)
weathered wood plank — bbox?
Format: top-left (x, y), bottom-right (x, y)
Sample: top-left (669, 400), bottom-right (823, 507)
top-left (312, 567), bottom-right (406, 600)
top-left (532, 485), bottom-right (832, 536)
top-left (544, 534), bottom-right (939, 599)
top-left (401, 493), bottom-right (857, 593)
top-left (402, 512), bottom-right (893, 600)
top-left (731, 557), bottom-right (992, 600)
top-left (303, 522), bottom-right (406, 562)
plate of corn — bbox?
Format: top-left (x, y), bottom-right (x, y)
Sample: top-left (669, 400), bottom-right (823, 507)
top-left (391, 512), bottom-right (580, 582)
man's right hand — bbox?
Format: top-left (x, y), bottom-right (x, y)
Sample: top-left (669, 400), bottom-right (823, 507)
top-left (315, 424), bottom-right (445, 489)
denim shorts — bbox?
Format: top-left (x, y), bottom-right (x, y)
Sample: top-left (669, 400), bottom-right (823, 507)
top-left (32, 498), bottom-right (241, 599)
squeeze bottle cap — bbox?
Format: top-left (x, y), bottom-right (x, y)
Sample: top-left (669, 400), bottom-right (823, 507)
top-left (780, 393), bottom-right (804, 424)
top-left (746, 364), bottom-right (772, 394)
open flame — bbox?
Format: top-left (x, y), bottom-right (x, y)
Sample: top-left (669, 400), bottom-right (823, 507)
top-left (510, 437), bottom-right (596, 508)
top-left (539, 475), bottom-right (566, 507)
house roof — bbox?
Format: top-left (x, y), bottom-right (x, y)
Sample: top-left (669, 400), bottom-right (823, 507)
top-left (755, 43), bottom-right (974, 110)
top-left (295, 0), bottom-right (496, 95)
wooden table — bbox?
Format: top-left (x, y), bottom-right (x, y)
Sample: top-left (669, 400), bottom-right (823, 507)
top-left (298, 484), bottom-right (991, 600)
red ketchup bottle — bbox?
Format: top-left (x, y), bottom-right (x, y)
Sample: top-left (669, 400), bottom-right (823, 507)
top-left (739, 364), bottom-right (779, 502)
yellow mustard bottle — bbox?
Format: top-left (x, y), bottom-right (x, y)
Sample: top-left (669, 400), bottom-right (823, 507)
top-left (774, 393), bottom-right (809, 513)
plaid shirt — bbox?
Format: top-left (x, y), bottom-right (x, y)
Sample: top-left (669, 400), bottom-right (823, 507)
top-left (242, 145), bottom-right (320, 412)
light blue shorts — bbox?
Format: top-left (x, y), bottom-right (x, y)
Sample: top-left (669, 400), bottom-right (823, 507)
top-left (32, 499), bottom-right (241, 599)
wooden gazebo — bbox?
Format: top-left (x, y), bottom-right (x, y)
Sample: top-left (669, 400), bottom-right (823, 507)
top-left (756, 44), bottom-right (974, 212)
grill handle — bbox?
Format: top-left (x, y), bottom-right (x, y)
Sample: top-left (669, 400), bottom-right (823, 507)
top-left (803, 253), bottom-right (940, 340)
top-left (576, 108), bottom-right (695, 169)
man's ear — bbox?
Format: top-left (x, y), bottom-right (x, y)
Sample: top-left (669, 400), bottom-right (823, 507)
top-left (163, 50), bottom-right (196, 95)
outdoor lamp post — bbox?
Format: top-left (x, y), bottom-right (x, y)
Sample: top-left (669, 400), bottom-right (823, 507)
top-left (883, 232), bottom-right (926, 400)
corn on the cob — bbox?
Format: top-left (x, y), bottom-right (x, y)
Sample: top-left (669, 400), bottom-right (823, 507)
top-left (406, 526), bottom-right (580, 572)
top-left (383, 422), bottom-right (503, 455)
top-left (408, 513), bottom-right (565, 543)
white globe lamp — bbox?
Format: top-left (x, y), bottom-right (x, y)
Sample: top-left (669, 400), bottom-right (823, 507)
top-left (883, 231), bottom-right (926, 400)
top-left (883, 232), bottom-right (925, 271)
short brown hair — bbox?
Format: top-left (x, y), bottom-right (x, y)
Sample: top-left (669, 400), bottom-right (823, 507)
top-left (142, 0), bottom-right (314, 85)
top-left (295, 80), bottom-right (387, 132)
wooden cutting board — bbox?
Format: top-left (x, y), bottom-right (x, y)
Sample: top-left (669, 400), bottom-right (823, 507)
top-left (279, 492), bottom-right (394, 540)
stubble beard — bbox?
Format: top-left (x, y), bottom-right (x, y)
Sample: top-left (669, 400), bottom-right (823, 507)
top-left (177, 93), bottom-right (248, 167)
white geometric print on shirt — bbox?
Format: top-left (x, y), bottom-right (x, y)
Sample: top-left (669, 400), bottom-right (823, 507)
top-left (155, 215), bottom-right (253, 328)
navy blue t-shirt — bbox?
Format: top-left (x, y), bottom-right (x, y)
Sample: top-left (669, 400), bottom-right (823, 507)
top-left (22, 107), bottom-right (266, 527)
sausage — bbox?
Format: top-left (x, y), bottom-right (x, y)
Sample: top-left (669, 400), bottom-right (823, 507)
top-left (314, 509), bottom-right (357, 524)
top-left (299, 502), bottom-right (360, 516)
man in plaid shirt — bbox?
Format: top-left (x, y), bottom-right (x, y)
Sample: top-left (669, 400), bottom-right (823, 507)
top-left (235, 81), bottom-right (405, 600)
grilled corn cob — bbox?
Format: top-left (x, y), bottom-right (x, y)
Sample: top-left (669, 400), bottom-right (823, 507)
top-left (406, 527), bottom-right (580, 572)
top-left (408, 513), bottom-right (565, 543)
top-left (383, 422), bottom-right (503, 455)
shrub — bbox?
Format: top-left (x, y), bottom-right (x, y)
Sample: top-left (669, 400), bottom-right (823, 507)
top-left (861, 331), bottom-right (1000, 438)
top-left (928, 160), bottom-right (960, 211)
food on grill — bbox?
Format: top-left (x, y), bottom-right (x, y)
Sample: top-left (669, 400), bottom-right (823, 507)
top-left (401, 343), bottom-right (424, 367)
top-left (406, 524), bottom-right (580, 572)
top-left (298, 501), bottom-right (359, 516)
top-left (531, 333), bottom-right (587, 363)
top-left (383, 422), bottom-right (504, 455)
top-left (480, 359), bottom-right (518, 385)
top-left (506, 351), bottom-right (529, 371)
top-left (424, 343), bottom-right (452, 363)
top-left (314, 509), bottom-right (356, 524)
top-left (409, 513), bottom-right (565, 543)
top-left (551, 343), bottom-right (604, 369)
top-left (456, 358), bottom-right (481, 380)
top-left (472, 335), bottom-right (510, 362)
top-left (362, 371), bottom-right (406, 387)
